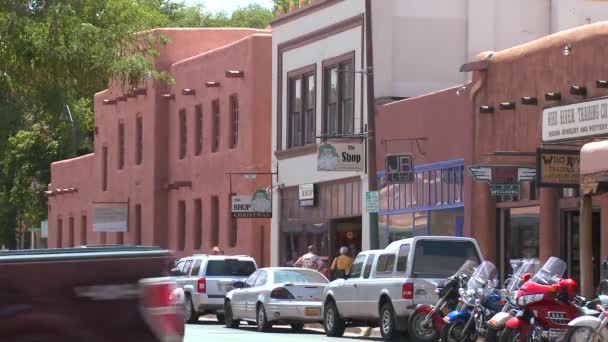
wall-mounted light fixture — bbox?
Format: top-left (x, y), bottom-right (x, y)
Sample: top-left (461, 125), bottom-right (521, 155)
top-left (499, 102), bottom-right (516, 110)
top-left (480, 105), bottom-right (494, 114)
top-left (182, 88), bottom-right (196, 96)
top-left (545, 92), bottom-right (562, 101)
top-left (225, 70), bottom-right (245, 78)
top-left (162, 93), bottom-right (175, 100)
top-left (103, 99), bottom-right (117, 105)
top-left (563, 43), bottom-right (572, 56)
top-left (597, 80), bottom-right (608, 89)
top-left (570, 85), bottom-right (587, 97)
top-left (205, 81), bottom-right (220, 88)
top-left (521, 96), bottom-right (538, 105)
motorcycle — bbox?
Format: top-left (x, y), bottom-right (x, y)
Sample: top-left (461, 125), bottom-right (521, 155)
top-left (441, 260), bottom-right (502, 342)
top-left (563, 279), bottom-right (608, 342)
top-left (485, 259), bottom-right (541, 342)
top-left (499, 256), bottom-right (579, 342)
top-left (408, 260), bottom-right (477, 342)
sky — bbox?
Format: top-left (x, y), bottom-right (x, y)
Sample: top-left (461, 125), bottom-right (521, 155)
top-left (181, 0), bottom-right (275, 13)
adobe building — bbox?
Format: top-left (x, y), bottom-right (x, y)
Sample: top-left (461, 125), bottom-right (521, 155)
top-left (465, 22), bottom-right (608, 295)
top-left (46, 28), bottom-right (272, 264)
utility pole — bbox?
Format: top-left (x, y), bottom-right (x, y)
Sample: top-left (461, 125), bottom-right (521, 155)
top-left (365, 0), bottom-right (378, 249)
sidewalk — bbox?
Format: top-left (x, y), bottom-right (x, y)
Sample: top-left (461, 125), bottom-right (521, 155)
top-left (305, 324), bottom-right (381, 338)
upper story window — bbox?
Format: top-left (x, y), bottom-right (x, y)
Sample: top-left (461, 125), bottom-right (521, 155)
top-left (229, 95), bottom-right (239, 149)
top-left (195, 105), bottom-right (203, 156)
top-left (118, 122), bottom-right (125, 169)
top-left (212, 99), bottom-right (220, 153)
top-left (136, 116), bottom-right (143, 165)
top-left (287, 65), bottom-right (316, 148)
top-left (323, 52), bottom-right (355, 138)
top-left (179, 109), bottom-right (187, 159)
top-left (102, 146), bottom-right (108, 191)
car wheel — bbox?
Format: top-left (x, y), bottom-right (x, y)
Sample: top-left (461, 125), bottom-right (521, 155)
top-left (379, 302), bottom-right (397, 341)
top-left (216, 313), bottom-right (225, 324)
top-left (184, 295), bottom-right (200, 324)
top-left (323, 300), bottom-right (346, 337)
top-left (224, 301), bottom-right (240, 329)
top-left (291, 322), bottom-right (305, 333)
top-left (256, 304), bottom-right (272, 332)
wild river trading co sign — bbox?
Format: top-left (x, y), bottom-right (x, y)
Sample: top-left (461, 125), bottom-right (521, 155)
top-left (542, 97), bottom-right (608, 143)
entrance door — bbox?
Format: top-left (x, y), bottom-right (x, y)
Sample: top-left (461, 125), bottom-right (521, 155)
top-left (563, 211), bottom-right (601, 289)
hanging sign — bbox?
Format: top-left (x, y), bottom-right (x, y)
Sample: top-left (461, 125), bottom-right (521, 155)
top-left (232, 189), bottom-right (272, 218)
top-left (468, 165), bottom-right (536, 196)
top-left (542, 97), bottom-right (608, 142)
top-left (536, 148), bottom-right (580, 187)
top-left (317, 142), bottom-right (365, 172)
top-left (299, 184), bottom-right (315, 207)
top-left (385, 154), bottom-right (414, 183)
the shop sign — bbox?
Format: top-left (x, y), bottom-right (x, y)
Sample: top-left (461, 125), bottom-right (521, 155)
top-left (468, 165), bottom-right (536, 196)
top-left (231, 189), bottom-right (272, 218)
top-left (299, 183), bottom-right (315, 207)
top-left (385, 153), bottom-right (414, 183)
top-left (542, 97), bottom-right (608, 143)
top-left (317, 142), bottom-right (365, 172)
top-left (536, 148), bottom-right (580, 187)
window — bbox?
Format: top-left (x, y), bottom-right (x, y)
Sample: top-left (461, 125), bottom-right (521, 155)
top-left (254, 270), bottom-right (268, 287)
top-left (68, 217), bottom-right (75, 247)
top-left (323, 53), bottom-right (354, 137)
top-left (179, 109), bottom-right (187, 159)
top-left (287, 68), bottom-right (315, 148)
top-left (211, 196), bottom-right (219, 246)
top-left (195, 105), bottom-right (203, 156)
top-left (135, 204), bottom-right (142, 245)
top-left (102, 146), bottom-right (108, 191)
top-left (178, 201), bottom-right (186, 251)
top-left (57, 218), bottom-right (63, 248)
top-left (274, 269), bottom-right (329, 284)
top-left (205, 260), bottom-right (256, 276)
top-left (183, 260), bottom-right (193, 275)
top-left (117, 232), bottom-right (124, 245)
top-left (375, 254), bottom-right (396, 275)
top-left (194, 199), bottom-right (202, 250)
top-left (396, 244), bottom-right (410, 273)
top-left (411, 240), bottom-right (481, 278)
top-left (229, 95), bottom-right (238, 148)
top-left (81, 215), bottom-right (87, 246)
top-left (349, 254), bottom-right (366, 278)
top-left (175, 260), bottom-right (186, 272)
top-left (190, 259), bottom-right (202, 276)
top-left (118, 122), bottom-right (125, 169)
top-left (363, 254), bottom-right (376, 279)
top-left (212, 100), bottom-right (220, 152)
top-left (136, 116), bottom-right (143, 165)
top-left (246, 270), bottom-right (260, 287)
top-left (229, 194), bottom-right (237, 248)
top-left (100, 232), bottom-right (107, 244)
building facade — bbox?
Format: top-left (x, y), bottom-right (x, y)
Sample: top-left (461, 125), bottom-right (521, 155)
top-left (47, 28), bottom-right (272, 264)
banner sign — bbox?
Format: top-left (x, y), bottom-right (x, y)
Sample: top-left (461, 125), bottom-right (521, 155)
top-left (469, 165), bottom-right (536, 196)
top-left (41, 220), bottom-right (48, 238)
top-left (299, 184), bottom-right (315, 207)
top-left (317, 142), bottom-right (365, 172)
top-left (232, 189), bottom-right (272, 218)
top-left (542, 97), bottom-right (608, 142)
top-left (93, 203), bottom-right (128, 232)
top-left (536, 148), bottom-right (580, 187)
top-left (385, 154), bottom-right (414, 183)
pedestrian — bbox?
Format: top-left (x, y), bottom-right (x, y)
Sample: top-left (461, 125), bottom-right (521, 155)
top-left (294, 245), bottom-right (325, 271)
top-left (330, 246), bottom-right (353, 279)
top-left (212, 246), bottom-right (221, 255)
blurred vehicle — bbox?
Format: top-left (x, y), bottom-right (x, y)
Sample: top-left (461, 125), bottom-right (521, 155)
top-left (323, 236), bottom-right (483, 341)
top-left (224, 267), bottom-right (329, 332)
top-left (172, 254), bottom-right (257, 323)
top-left (0, 245), bottom-right (184, 342)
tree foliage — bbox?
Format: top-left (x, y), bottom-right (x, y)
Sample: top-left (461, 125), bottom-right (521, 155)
top-left (0, 0), bottom-right (274, 248)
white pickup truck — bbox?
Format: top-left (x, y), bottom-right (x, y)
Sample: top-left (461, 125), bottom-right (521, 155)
top-left (322, 236), bottom-right (483, 341)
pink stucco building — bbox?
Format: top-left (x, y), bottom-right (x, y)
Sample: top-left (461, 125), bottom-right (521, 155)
top-left (46, 28), bottom-right (272, 265)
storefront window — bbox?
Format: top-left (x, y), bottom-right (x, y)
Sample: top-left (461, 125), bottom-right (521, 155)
top-left (507, 206), bottom-right (540, 260)
top-left (378, 214), bottom-right (389, 248)
top-left (389, 213), bottom-right (413, 242)
top-left (429, 209), bottom-right (464, 236)
top-left (414, 211), bottom-right (427, 236)
top-left (280, 224), bottom-right (329, 266)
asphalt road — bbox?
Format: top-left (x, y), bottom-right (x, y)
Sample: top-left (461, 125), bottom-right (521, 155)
top-left (185, 318), bottom-right (385, 342)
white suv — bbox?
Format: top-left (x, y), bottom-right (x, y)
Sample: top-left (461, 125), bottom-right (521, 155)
top-left (172, 255), bottom-right (258, 323)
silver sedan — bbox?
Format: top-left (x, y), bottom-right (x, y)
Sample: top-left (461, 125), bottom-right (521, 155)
top-left (224, 267), bottom-right (329, 332)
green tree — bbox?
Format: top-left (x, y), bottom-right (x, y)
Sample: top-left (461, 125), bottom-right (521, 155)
top-left (230, 4), bottom-right (273, 29)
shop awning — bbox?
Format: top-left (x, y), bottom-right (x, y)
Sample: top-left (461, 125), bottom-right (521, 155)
top-left (580, 140), bottom-right (608, 195)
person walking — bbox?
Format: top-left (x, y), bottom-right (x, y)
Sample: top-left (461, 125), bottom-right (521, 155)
top-left (330, 246), bottom-right (353, 279)
top-left (294, 245), bottom-right (325, 271)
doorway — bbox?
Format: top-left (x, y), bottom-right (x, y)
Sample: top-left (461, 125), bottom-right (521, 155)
top-left (562, 211), bottom-right (601, 288)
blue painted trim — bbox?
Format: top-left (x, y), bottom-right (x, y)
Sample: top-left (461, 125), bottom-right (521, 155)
top-left (379, 202), bottom-right (464, 215)
top-left (377, 158), bottom-right (465, 176)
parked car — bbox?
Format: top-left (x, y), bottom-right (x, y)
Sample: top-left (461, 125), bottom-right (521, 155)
top-left (172, 254), bottom-right (257, 324)
top-left (224, 267), bottom-right (329, 332)
top-left (322, 236), bottom-right (483, 341)
top-left (0, 245), bottom-right (184, 342)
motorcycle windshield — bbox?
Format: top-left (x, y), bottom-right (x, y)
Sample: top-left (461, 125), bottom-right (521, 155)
top-left (531, 256), bottom-right (567, 286)
top-left (467, 261), bottom-right (498, 294)
top-left (505, 259), bottom-right (541, 292)
top-left (453, 259), bottom-right (479, 279)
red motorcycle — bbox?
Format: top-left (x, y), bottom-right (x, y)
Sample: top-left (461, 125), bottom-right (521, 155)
top-left (499, 257), bottom-right (579, 342)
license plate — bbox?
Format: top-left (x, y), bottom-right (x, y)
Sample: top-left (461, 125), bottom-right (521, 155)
top-left (305, 308), bottom-right (321, 316)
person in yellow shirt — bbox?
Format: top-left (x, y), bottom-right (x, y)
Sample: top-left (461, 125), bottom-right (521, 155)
top-left (330, 246), bottom-right (353, 279)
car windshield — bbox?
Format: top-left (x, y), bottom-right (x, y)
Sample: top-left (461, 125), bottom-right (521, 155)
top-left (205, 259), bottom-right (256, 276)
top-left (273, 269), bottom-right (329, 284)
top-left (411, 240), bottom-right (481, 278)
